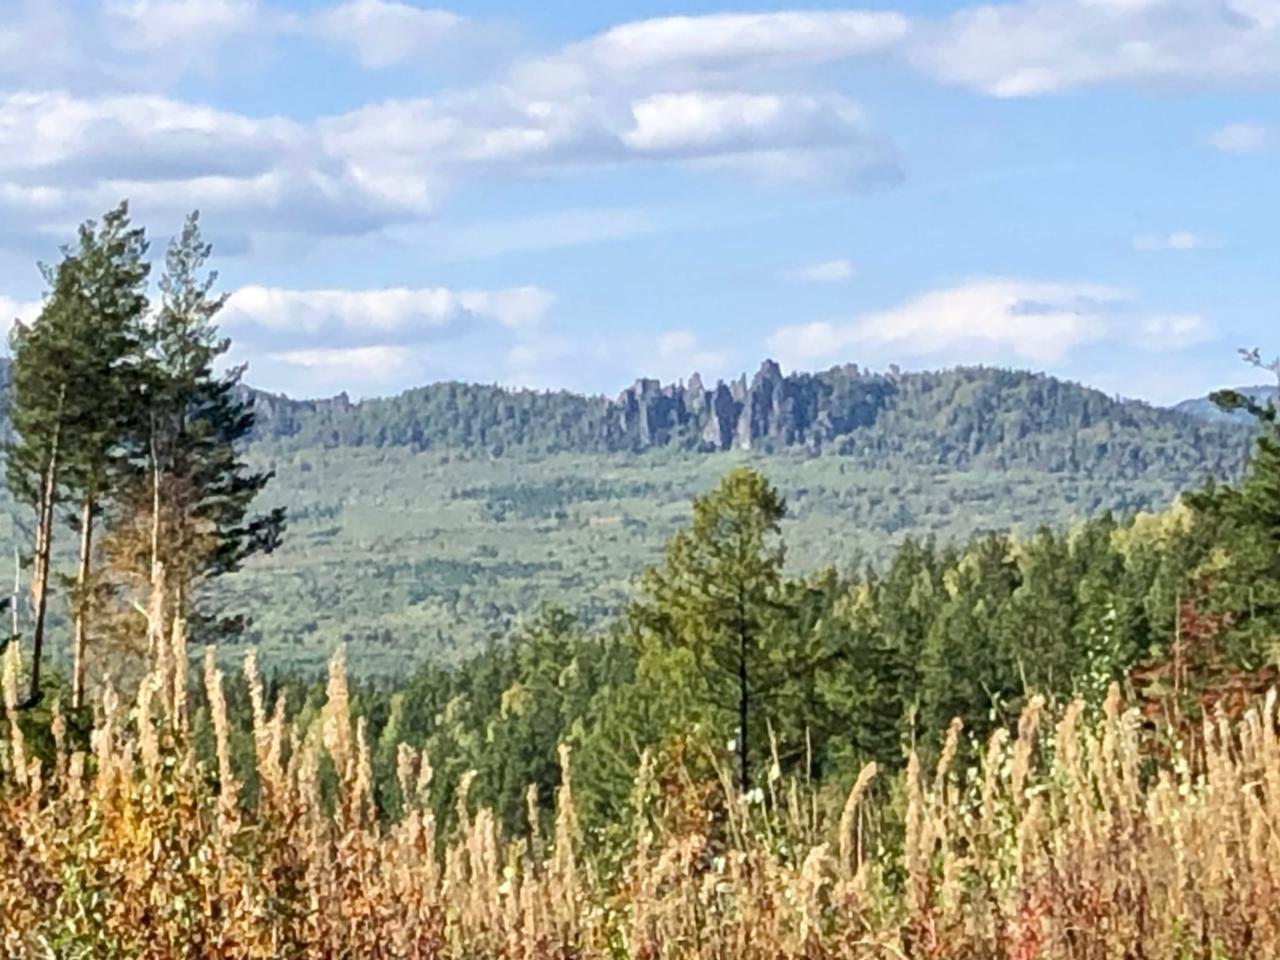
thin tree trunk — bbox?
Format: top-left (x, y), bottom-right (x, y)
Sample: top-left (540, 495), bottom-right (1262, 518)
top-left (11, 545), bottom-right (19, 642)
top-left (737, 582), bottom-right (750, 797)
top-left (150, 423), bottom-right (161, 580)
top-left (26, 411), bottom-right (63, 708)
top-left (144, 421), bottom-right (164, 664)
top-left (71, 492), bottom-right (95, 711)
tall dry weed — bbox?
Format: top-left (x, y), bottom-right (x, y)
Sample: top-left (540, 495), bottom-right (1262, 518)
top-left (3, 648), bottom-right (1280, 958)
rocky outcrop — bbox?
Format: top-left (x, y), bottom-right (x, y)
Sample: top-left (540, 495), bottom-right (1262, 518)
top-left (243, 387), bottom-right (355, 439)
top-left (613, 359), bottom-right (851, 452)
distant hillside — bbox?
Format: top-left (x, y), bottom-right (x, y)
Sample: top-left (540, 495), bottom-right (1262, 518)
top-left (1174, 385), bottom-right (1278, 424)
top-left (0, 356), bottom-right (1257, 675)
top-left (1, 353), bottom-right (1253, 473)
top-left (249, 360), bottom-right (1250, 475)
top-left (216, 362), bottom-right (1255, 675)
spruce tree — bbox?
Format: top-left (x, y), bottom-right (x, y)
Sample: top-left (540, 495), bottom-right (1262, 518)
top-left (918, 533), bottom-right (1021, 743)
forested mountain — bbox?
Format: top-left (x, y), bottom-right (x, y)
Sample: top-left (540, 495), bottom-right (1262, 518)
top-left (0, 356), bottom-right (1262, 674)
top-left (210, 361), bottom-right (1253, 674)
top-left (0, 351), bottom-right (1258, 674)
top-left (0, 353), bottom-right (1254, 470)
top-left (247, 359), bottom-right (1250, 472)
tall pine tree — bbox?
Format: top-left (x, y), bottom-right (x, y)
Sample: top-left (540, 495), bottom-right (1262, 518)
top-left (105, 212), bottom-right (286, 649)
top-left (7, 203), bottom-right (149, 707)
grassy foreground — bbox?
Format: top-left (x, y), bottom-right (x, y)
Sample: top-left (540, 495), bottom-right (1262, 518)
top-left (4, 638), bottom-right (1280, 959)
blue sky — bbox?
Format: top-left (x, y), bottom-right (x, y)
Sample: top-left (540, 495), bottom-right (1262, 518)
top-left (0, 0), bottom-right (1277, 403)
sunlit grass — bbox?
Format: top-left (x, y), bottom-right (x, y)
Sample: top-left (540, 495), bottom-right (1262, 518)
top-left (4, 635), bottom-right (1280, 958)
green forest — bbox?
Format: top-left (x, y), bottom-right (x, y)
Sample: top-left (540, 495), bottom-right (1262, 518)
top-left (7, 206), bottom-right (1280, 959)
top-left (0, 205), bottom-right (1261, 676)
top-left (4, 203), bottom-right (1280, 834)
top-left (0, 322), bottom-right (1258, 674)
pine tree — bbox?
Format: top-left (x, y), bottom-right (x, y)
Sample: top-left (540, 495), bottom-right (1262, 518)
top-left (627, 466), bottom-right (790, 794)
top-left (6, 203), bottom-right (150, 707)
top-left (63, 207), bottom-right (151, 709)
top-left (105, 212), bottom-right (286, 646)
top-left (7, 316), bottom-right (67, 708)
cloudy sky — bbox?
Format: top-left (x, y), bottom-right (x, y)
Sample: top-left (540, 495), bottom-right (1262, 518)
top-left (0, 0), bottom-right (1276, 402)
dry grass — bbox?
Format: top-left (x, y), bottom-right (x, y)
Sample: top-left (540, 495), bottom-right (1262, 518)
top-left (4, 639), bottom-right (1280, 959)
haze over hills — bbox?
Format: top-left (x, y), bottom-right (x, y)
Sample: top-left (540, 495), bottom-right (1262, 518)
top-left (1174, 384), bottom-right (1279, 424)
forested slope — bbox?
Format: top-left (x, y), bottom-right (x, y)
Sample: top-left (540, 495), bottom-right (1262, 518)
top-left (249, 360), bottom-right (1248, 472)
top-left (228, 363), bottom-right (1252, 674)
top-left (0, 356), bottom-right (1255, 674)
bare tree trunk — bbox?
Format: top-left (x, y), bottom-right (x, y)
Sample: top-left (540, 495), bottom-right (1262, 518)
top-left (147, 425), bottom-right (164, 664)
top-left (26, 414), bottom-right (63, 708)
top-left (71, 492), bottom-right (95, 711)
top-left (150, 425), bottom-right (160, 579)
top-left (170, 583), bottom-right (188, 730)
top-left (11, 546), bottom-right (19, 642)
top-left (737, 582), bottom-right (750, 797)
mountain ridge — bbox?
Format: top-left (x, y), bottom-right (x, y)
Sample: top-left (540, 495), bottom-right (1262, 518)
top-left (0, 354), bottom-right (1261, 673)
top-left (244, 359), bottom-right (1251, 469)
top-left (3, 349), bottom-right (1248, 452)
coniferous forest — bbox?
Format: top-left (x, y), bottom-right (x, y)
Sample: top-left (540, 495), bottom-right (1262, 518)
top-left (6, 207), bottom-right (1280, 957)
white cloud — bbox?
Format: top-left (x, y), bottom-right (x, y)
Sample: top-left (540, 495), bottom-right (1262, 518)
top-left (103, 0), bottom-right (264, 53)
top-left (782, 258), bottom-right (856, 282)
top-left (219, 283), bottom-right (562, 396)
top-left (313, 0), bottom-right (466, 67)
top-left (252, 344), bottom-right (418, 397)
top-left (0, 92), bottom-right (302, 183)
top-left (0, 1), bottom-right (83, 86)
top-left (1134, 314), bottom-right (1214, 348)
top-left (0, 0), bottom-right (283, 90)
top-left (0, 0), bottom-right (473, 90)
top-left (0, 294), bottom-right (43, 327)
top-left (223, 284), bottom-right (555, 340)
top-left (913, 0), bottom-right (1280, 96)
top-left (767, 278), bottom-right (1130, 367)
top-left (272, 344), bottom-right (411, 375)
top-left (571, 11), bottom-right (910, 75)
top-left (0, 80), bottom-right (888, 253)
top-left (1206, 122), bottom-right (1274, 154)
top-left (767, 278), bottom-right (1221, 372)
top-left (7, 3), bottom-right (912, 91)
top-left (467, 10), bottom-right (907, 187)
top-left (1132, 230), bottom-right (1219, 251)
top-left (0, 6), bottom-right (909, 248)
top-left (623, 92), bottom-right (867, 158)
top-left (476, 287), bottom-right (557, 329)
top-left (653, 329), bottom-right (727, 378)
top-left (0, 90), bottom-right (445, 248)
top-left (319, 82), bottom-right (898, 190)
top-left (658, 330), bottom-right (697, 357)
